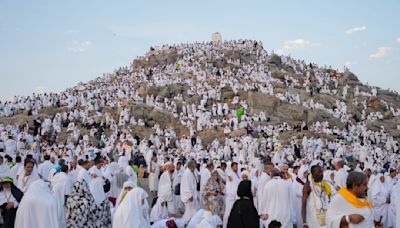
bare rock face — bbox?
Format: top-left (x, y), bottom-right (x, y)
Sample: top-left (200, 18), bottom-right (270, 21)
top-left (384, 111), bottom-right (394, 120)
top-left (247, 92), bottom-right (280, 115)
top-left (306, 109), bottom-right (345, 129)
top-left (367, 97), bottom-right (386, 112)
top-left (276, 104), bottom-right (307, 122)
top-left (132, 49), bottom-right (179, 69)
top-left (266, 54), bottom-right (282, 67)
top-left (221, 86), bottom-right (235, 101)
top-left (342, 71), bottom-right (359, 82)
top-left (309, 94), bottom-right (338, 110)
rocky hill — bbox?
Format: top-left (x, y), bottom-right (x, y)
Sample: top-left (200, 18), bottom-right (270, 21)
top-left (1, 40), bottom-right (400, 147)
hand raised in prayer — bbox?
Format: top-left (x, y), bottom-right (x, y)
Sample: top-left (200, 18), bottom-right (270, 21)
top-left (349, 214), bottom-right (364, 224)
top-left (6, 202), bottom-right (14, 210)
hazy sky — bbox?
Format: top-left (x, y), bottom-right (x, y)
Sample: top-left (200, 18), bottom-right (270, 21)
top-left (1, 0), bottom-right (399, 100)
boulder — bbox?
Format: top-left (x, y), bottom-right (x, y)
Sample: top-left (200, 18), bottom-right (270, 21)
top-left (276, 104), bottom-right (307, 122)
top-left (221, 86), bottom-right (235, 101)
top-left (306, 109), bottom-right (345, 129)
top-left (342, 71), bottom-right (359, 82)
top-left (247, 92), bottom-right (280, 115)
top-left (367, 97), bottom-right (386, 112)
top-left (384, 111), bottom-right (394, 120)
top-left (266, 54), bottom-right (282, 67)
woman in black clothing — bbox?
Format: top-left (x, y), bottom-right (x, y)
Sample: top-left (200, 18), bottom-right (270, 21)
top-left (227, 180), bottom-right (259, 228)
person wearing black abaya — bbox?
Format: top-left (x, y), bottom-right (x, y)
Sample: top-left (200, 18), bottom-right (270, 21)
top-left (227, 180), bottom-right (259, 228)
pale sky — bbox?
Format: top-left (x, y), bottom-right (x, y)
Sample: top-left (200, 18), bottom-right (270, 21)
top-left (0, 0), bottom-right (399, 100)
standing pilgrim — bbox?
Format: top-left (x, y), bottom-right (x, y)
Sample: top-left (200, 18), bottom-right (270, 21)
top-left (65, 180), bottom-right (96, 228)
top-left (292, 165), bottom-right (308, 228)
top-left (223, 162), bottom-right (241, 228)
top-left (257, 162), bottom-right (273, 211)
top-left (149, 154), bottom-right (160, 196)
top-left (371, 174), bottom-right (390, 227)
top-left (0, 177), bottom-right (23, 228)
top-left (51, 165), bottom-right (72, 228)
top-left (326, 171), bottom-right (378, 228)
top-left (115, 180), bottom-right (135, 209)
top-left (200, 161), bottom-right (214, 208)
top-left (227, 180), bottom-right (259, 228)
top-left (15, 179), bottom-right (60, 228)
top-left (334, 160), bottom-right (348, 189)
top-left (203, 170), bottom-right (225, 218)
top-left (302, 165), bottom-right (333, 228)
top-left (180, 160), bottom-right (200, 224)
top-left (154, 162), bottom-right (175, 219)
top-left (259, 168), bottom-right (294, 228)
top-left (112, 188), bottom-right (151, 228)
top-left (89, 158), bottom-right (111, 228)
top-left (16, 159), bottom-right (39, 193)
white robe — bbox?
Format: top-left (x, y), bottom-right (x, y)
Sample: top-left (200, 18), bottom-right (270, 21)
top-left (200, 168), bottom-right (211, 206)
top-left (292, 178), bottom-right (305, 228)
top-left (149, 162), bottom-right (160, 192)
top-left (157, 171), bottom-right (175, 214)
top-left (16, 173), bottom-right (39, 193)
top-left (180, 168), bottom-right (199, 224)
top-left (51, 172), bottom-right (72, 228)
top-left (223, 170), bottom-right (240, 228)
top-left (260, 177), bottom-right (293, 227)
top-left (390, 183), bottom-right (400, 228)
top-left (371, 179), bottom-right (389, 226)
top-left (0, 164), bottom-right (10, 179)
top-left (77, 168), bottom-right (91, 186)
top-left (334, 168), bottom-right (348, 189)
top-left (125, 165), bottom-right (138, 185)
top-left (257, 172), bottom-right (271, 210)
top-left (15, 179), bottom-right (60, 228)
top-left (38, 160), bottom-right (54, 181)
top-left (326, 193), bottom-right (374, 228)
top-left (90, 176), bottom-right (105, 206)
top-left (113, 188), bottom-right (150, 228)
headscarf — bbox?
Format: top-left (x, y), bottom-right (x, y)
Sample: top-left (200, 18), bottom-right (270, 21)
top-left (195, 211), bottom-right (222, 228)
top-left (112, 187), bottom-right (150, 228)
top-left (297, 165), bottom-right (309, 184)
top-left (66, 180), bottom-right (96, 227)
top-left (150, 197), bottom-right (169, 223)
top-left (54, 164), bottom-right (61, 174)
top-left (371, 173), bottom-right (389, 200)
top-left (203, 170), bottom-right (222, 197)
top-left (237, 180), bottom-right (253, 200)
top-left (115, 180), bottom-right (135, 207)
top-left (89, 168), bottom-right (106, 206)
top-left (15, 179), bottom-right (60, 228)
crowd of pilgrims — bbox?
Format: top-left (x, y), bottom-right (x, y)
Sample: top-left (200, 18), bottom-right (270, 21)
top-left (0, 40), bottom-right (400, 227)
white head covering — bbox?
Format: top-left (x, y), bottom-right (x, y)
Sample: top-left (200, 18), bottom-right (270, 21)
top-left (89, 168), bottom-right (106, 206)
top-left (150, 198), bottom-right (168, 223)
top-left (371, 173), bottom-right (389, 202)
top-left (113, 187), bottom-right (150, 228)
top-left (115, 180), bottom-right (136, 208)
top-left (15, 179), bottom-right (60, 228)
top-left (297, 165), bottom-right (309, 183)
top-left (195, 211), bottom-right (222, 228)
